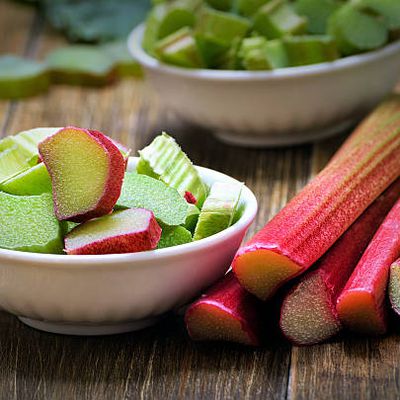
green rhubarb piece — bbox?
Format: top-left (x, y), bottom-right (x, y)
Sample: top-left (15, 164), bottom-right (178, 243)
top-left (239, 37), bottom-right (289, 70)
top-left (217, 37), bottom-right (242, 70)
top-left (101, 42), bottom-right (143, 78)
top-left (137, 132), bottom-right (208, 207)
top-left (61, 221), bottom-right (80, 236)
top-left (158, 224), bottom-right (193, 248)
top-left (143, 1), bottom-right (197, 54)
top-left (253, 0), bottom-right (307, 39)
top-left (0, 163), bottom-right (51, 195)
top-left (184, 203), bottom-right (200, 232)
top-left (116, 172), bottom-right (189, 226)
top-left (0, 146), bottom-right (30, 184)
top-left (0, 192), bottom-right (63, 254)
top-left (46, 46), bottom-right (115, 86)
top-left (354, 0), bottom-right (400, 32)
top-left (155, 27), bottom-right (205, 68)
top-left (195, 7), bottom-right (250, 67)
top-left (283, 35), bottom-right (339, 67)
top-left (237, 0), bottom-right (270, 17)
top-left (195, 7), bottom-right (250, 46)
top-left (294, 0), bottom-right (340, 34)
top-left (327, 5), bottom-right (388, 56)
top-left (0, 55), bottom-right (50, 99)
top-left (193, 181), bottom-right (242, 241)
top-left (0, 127), bottom-right (60, 165)
top-left (205, 0), bottom-right (233, 11)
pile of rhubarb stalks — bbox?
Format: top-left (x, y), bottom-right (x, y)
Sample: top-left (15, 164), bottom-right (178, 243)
top-left (185, 95), bottom-right (400, 346)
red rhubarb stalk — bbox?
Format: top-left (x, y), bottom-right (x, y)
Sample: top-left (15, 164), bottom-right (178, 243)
top-left (232, 97), bottom-right (400, 301)
top-left (336, 197), bottom-right (400, 335)
top-left (185, 272), bottom-right (263, 346)
top-left (280, 179), bottom-right (400, 345)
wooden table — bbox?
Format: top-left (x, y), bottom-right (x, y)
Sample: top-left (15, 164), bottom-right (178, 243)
top-left (1, 1), bottom-right (400, 399)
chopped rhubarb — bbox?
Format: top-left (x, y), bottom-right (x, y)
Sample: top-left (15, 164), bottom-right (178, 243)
top-left (39, 127), bottom-right (125, 222)
top-left (184, 191), bottom-right (197, 204)
top-left (185, 272), bottom-right (263, 346)
top-left (233, 97), bottom-right (400, 300)
top-left (65, 208), bottom-right (161, 255)
top-left (336, 197), bottom-right (400, 335)
top-left (280, 179), bottom-right (400, 345)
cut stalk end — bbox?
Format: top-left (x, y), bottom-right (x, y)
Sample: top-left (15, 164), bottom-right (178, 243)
top-left (280, 272), bottom-right (341, 345)
top-left (336, 290), bottom-right (387, 335)
top-left (185, 302), bottom-right (258, 346)
top-left (233, 249), bottom-right (302, 301)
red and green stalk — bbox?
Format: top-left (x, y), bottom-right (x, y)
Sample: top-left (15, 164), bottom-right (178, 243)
top-left (279, 179), bottom-right (400, 345)
top-left (185, 272), bottom-right (264, 346)
top-left (336, 197), bottom-right (400, 335)
top-left (232, 96), bottom-right (400, 301)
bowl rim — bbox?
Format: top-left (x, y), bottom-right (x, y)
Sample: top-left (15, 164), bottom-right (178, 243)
top-left (0, 157), bottom-right (258, 265)
top-left (128, 24), bottom-right (400, 81)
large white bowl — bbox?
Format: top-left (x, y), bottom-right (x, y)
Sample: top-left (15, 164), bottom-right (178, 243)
top-left (129, 25), bottom-right (400, 147)
top-left (0, 158), bottom-right (257, 335)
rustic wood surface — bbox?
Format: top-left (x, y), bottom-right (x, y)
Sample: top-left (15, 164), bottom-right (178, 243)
top-left (1, 1), bottom-right (399, 399)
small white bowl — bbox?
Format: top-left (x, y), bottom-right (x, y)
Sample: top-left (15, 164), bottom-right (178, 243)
top-left (129, 25), bottom-right (400, 147)
top-left (0, 158), bottom-right (257, 336)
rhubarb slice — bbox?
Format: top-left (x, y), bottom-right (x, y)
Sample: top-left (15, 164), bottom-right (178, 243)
top-left (294, 0), bottom-right (340, 34)
top-left (0, 192), bottom-right (63, 254)
top-left (116, 172), bottom-right (189, 226)
top-left (185, 272), bottom-right (263, 346)
top-left (65, 208), bottom-right (162, 255)
top-left (283, 35), bottom-right (339, 67)
top-left (336, 197), bottom-right (400, 335)
top-left (193, 181), bottom-right (242, 241)
top-left (184, 203), bottom-right (200, 232)
top-left (102, 41), bottom-right (143, 78)
top-left (233, 97), bottom-right (400, 301)
top-left (239, 37), bottom-right (289, 70)
top-left (0, 146), bottom-right (30, 184)
top-left (137, 132), bottom-right (208, 207)
top-left (194, 7), bottom-right (250, 67)
top-left (158, 224), bottom-right (192, 249)
top-left (237, 0), bottom-right (270, 17)
top-left (46, 46), bottom-right (116, 86)
top-left (0, 127), bottom-right (60, 165)
top-left (327, 4), bottom-right (388, 55)
top-left (280, 179), bottom-right (400, 345)
top-left (39, 127), bottom-right (125, 222)
top-left (253, 0), bottom-right (307, 39)
top-left (0, 55), bottom-right (50, 99)
top-left (142, 1), bottom-right (197, 54)
top-left (155, 27), bottom-right (205, 68)
top-left (389, 259), bottom-right (400, 315)
top-left (0, 163), bottom-right (51, 195)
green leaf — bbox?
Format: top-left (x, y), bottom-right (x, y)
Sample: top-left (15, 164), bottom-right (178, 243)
top-left (42, 0), bottom-right (151, 43)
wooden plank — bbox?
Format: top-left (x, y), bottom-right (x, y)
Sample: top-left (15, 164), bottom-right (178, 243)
top-left (287, 335), bottom-right (400, 400)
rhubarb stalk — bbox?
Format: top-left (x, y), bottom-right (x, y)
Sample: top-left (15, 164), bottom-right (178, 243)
top-left (185, 272), bottom-right (263, 346)
top-left (279, 179), bottom-right (400, 345)
top-left (233, 96), bottom-right (400, 300)
top-left (336, 197), bottom-right (400, 335)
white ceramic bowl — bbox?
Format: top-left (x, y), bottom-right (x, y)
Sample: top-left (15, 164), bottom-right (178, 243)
top-left (129, 25), bottom-right (400, 147)
top-left (0, 158), bottom-right (257, 335)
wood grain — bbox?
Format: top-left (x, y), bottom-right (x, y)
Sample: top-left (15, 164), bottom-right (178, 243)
top-left (1, 1), bottom-right (398, 399)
